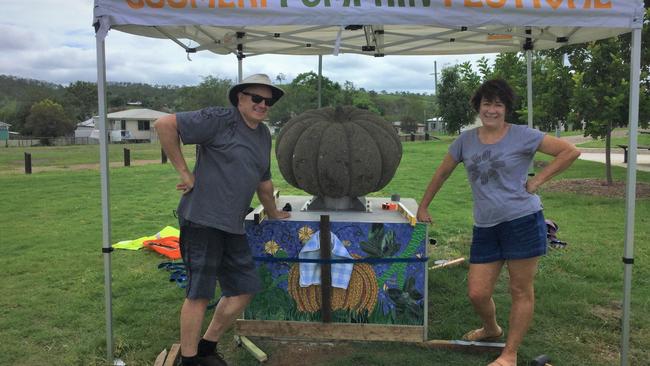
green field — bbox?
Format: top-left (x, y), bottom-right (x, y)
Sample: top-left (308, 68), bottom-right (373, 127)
top-left (1, 140), bottom-right (648, 365)
top-left (577, 133), bottom-right (650, 149)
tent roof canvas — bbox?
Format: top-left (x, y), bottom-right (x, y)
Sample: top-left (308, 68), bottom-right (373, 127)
top-left (94, 1), bottom-right (645, 57)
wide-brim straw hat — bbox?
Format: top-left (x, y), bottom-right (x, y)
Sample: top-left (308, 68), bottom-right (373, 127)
top-left (228, 73), bottom-right (285, 106)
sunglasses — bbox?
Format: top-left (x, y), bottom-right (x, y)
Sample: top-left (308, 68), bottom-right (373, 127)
top-left (241, 91), bottom-right (276, 107)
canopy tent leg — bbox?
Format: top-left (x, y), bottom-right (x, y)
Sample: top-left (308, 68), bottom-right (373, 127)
top-left (238, 56), bottom-right (243, 82)
top-left (620, 27), bottom-right (641, 366)
top-left (525, 48), bottom-right (534, 174)
top-left (526, 49), bottom-right (533, 130)
top-left (96, 32), bottom-right (114, 364)
top-left (318, 54), bottom-right (323, 108)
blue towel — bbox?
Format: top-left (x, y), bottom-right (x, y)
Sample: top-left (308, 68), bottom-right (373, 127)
top-left (299, 231), bottom-right (353, 289)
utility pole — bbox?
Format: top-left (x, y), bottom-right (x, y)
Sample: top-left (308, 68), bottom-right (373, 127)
top-left (433, 61), bottom-right (438, 96)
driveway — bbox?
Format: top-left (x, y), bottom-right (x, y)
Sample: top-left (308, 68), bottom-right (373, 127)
top-left (561, 131), bottom-right (650, 172)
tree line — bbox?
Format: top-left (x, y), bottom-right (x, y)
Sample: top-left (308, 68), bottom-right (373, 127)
top-left (0, 72), bottom-right (433, 139)
top-left (1, 9), bottom-right (648, 152)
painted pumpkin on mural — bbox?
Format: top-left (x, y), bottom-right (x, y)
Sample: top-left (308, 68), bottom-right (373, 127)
top-left (275, 106), bottom-right (402, 198)
top-left (287, 255), bottom-right (378, 314)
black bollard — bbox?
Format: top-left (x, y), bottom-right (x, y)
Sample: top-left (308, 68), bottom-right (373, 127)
top-left (24, 152), bottom-right (32, 174)
top-left (410, 132), bottom-right (415, 142)
top-left (425, 132), bottom-right (430, 141)
top-left (161, 148), bottom-right (167, 164)
top-left (124, 148), bottom-right (130, 167)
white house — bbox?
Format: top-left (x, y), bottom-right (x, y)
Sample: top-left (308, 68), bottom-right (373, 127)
top-left (86, 108), bottom-right (169, 143)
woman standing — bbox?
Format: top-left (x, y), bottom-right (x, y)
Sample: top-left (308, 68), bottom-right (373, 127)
top-left (417, 79), bottom-right (580, 366)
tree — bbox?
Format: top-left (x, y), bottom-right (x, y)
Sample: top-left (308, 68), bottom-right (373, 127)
top-left (268, 72), bottom-right (342, 127)
top-left (63, 81), bottom-right (97, 121)
top-left (531, 51), bottom-right (573, 133)
top-left (436, 66), bottom-right (475, 134)
top-left (172, 76), bottom-right (232, 111)
top-left (491, 52), bottom-right (527, 125)
top-left (24, 99), bottom-right (74, 141)
top-left (400, 115), bottom-right (419, 134)
top-left (566, 29), bottom-right (650, 184)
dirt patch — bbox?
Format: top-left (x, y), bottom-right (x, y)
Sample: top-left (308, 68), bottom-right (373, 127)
top-left (247, 339), bottom-right (355, 365)
top-left (1, 159), bottom-right (163, 175)
top-left (590, 301), bottom-right (622, 325)
top-left (543, 179), bottom-right (650, 199)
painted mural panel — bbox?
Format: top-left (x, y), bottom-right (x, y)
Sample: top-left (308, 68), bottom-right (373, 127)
top-left (244, 219), bottom-right (427, 326)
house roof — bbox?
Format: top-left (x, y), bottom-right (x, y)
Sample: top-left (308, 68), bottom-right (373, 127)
top-left (107, 108), bottom-right (169, 120)
top-left (76, 118), bottom-right (95, 128)
top-left (0, 121), bottom-right (11, 128)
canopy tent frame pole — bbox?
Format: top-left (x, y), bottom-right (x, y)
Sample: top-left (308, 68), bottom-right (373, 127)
top-left (526, 49), bottom-right (533, 130)
top-left (238, 56), bottom-right (243, 82)
top-left (96, 31), bottom-right (114, 365)
top-left (620, 27), bottom-right (641, 366)
top-left (318, 54), bottom-right (323, 108)
top-left (525, 46), bottom-right (534, 175)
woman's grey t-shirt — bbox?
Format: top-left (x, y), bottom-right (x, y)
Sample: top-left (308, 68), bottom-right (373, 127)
top-left (175, 106), bottom-right (271, 234)
top-left (448, 124), bottom-right (544, 227)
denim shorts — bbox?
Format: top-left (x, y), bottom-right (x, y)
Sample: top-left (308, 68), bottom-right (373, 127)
top-left (470, 211), bottom-right (547, 264)
top-left (179, 218), bottom-right (261, 300)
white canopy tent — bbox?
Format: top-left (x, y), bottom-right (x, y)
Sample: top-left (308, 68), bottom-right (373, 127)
top-left (93, 1), bottom-right (645, 364)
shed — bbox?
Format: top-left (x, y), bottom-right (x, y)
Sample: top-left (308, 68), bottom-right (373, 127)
top-left (74, 118), bottom-right (96, 138)
top-left (0, 121), bottom-right (10, 141)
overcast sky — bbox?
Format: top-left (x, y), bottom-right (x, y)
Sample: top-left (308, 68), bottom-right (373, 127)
top-left (0, 0), bottom-right (495, 94)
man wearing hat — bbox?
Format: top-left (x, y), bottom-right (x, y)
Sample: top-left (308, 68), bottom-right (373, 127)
top-left (155, 73), bottom-right (290, 366)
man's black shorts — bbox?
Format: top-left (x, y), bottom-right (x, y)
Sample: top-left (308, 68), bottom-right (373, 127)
top-left (179, 218), bottom-right (261, 300)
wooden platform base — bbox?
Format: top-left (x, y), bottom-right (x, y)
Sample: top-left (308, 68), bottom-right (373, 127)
top-left (418, 339), bottom-right (505, 352)
top-left (236, 319), bottom-right (426, 342)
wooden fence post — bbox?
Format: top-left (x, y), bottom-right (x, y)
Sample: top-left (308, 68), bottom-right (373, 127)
top-left (124, 148), bottom-right (130, 167)
top-left (24, 152), bottom-right (32, 174)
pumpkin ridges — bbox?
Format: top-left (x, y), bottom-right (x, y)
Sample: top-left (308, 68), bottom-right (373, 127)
top-left (276, 113), bottom-right (324, 188)
top-left (342, 121), bottom-right (382, 196)
top-left (350, 117), bottom-right (402, 190)
top-left (317, 121), bottom-right (350, 197)
top-left (276, 106), bottom-right (402, 197)
top-left (292, 120), bottom-right (330, 196)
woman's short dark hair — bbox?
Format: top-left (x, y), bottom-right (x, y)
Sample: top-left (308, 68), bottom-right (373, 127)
top-left (470, 79), bottom-right (516, 114)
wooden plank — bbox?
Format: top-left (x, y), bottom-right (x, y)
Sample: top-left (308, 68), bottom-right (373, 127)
top-left (319, 215), bottom-right (332, 323)
top-left (418, 339), bottom-right (505, 352)
top-left (429, 257), bottom-right (465, 270)
top-left (234, 335), bottom-right (268, 363)
top-left (163, 343), bottom-right (180, 366)
top-left (153, 349), bottom-right (167, 366)
top-left (236, 320), bottom-right (425, 343)
top-left (397, 202), bottom-right (417, 226)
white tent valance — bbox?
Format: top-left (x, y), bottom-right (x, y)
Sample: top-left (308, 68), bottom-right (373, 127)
top-left (95, 0), bottom-right (644, 56)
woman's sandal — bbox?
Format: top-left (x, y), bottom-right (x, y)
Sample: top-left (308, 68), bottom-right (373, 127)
top-left (461, 327), bottom-right (503, 342)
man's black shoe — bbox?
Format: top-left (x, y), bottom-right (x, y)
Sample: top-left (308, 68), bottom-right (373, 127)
top-left (196, 352), bottom-right (227, 366)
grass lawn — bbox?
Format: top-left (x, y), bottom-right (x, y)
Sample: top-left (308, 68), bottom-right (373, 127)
top-left (1, 140), bottom-right (649, 365)
top-left (576, 131), bottom-right (650, 148)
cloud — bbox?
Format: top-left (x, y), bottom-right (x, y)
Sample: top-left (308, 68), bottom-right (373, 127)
top-left (0, 1), bottom-right (495, 93)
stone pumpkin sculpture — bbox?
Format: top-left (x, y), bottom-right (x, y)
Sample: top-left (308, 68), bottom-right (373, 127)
top-left (275, 106), bottom-right (402, 210)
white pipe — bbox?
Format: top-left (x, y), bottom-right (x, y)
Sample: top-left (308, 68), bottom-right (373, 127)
top-left (526, 49), bottom-right (534, 175)
top-left (620, 27), bottom-right (641, 366)
top-left (238, 57), bottom-right (243, 82)
top-left (526, 49), bottom-right (533, 129)
top-left (318, 55), bottom-right (323, 108)
top-left (96, 31), bottom-right (114, 364)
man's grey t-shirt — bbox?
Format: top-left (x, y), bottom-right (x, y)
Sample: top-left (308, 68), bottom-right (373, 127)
top-left (175, 106), bottom-right (271, 234)
top-left (448, 124), bottom-right (544, 227)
